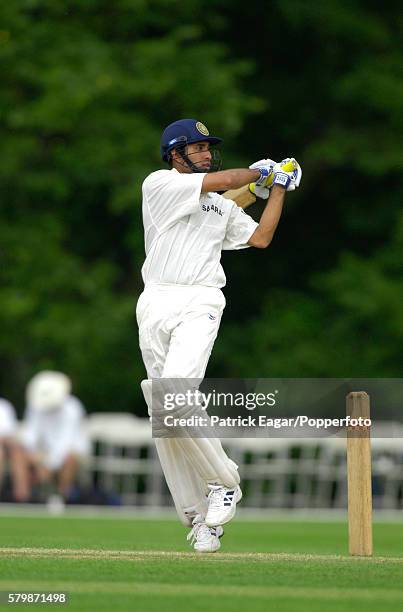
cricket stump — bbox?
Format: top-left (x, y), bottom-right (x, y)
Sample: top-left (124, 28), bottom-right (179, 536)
top-left (346, 391), bottom-right (373, 556)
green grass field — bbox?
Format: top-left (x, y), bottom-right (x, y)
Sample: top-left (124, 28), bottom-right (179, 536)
top-left (0, 514), bottom-right (403, 611)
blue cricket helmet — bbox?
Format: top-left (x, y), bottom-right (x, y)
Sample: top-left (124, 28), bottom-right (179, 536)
top-left (160, 119), bottom-right (223, 162)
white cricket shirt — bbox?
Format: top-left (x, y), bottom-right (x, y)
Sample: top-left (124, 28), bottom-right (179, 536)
top-left (141, 168), bottom-right (258, 288)
top-left (21, 395), bottom-right (90, 470)
top-left (0, 399), bottom-right (17, 437)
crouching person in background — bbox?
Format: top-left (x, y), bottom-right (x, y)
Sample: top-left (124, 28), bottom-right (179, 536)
top-left (20, 371), bottom-right (90, 508)
top-left (0, 397), bottom-right (30, 502)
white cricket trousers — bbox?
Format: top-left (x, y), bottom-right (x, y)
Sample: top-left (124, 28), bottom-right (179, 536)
top-left (136, 284), bottom-right (240, 526)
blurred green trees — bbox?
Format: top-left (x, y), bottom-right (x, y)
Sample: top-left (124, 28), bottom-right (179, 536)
top-left (213, 0), bottom-right (403, 378)
top-left (1, 1), bottom-right (402, 413)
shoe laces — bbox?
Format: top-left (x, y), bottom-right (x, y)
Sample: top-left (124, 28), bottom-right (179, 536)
top-left (207, 484), bottom-right (227, 510)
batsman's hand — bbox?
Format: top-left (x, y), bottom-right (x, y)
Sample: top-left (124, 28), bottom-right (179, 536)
top-left (249, 158), bottom-right (276, 188)
top-left (272, 158), bottom-right (302, 191)
top-left (248, 157), bottom-right (302, 196)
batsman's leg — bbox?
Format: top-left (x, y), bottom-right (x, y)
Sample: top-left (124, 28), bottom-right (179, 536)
top-left (141, 379), bottom-right (208, 526)
top-left (138, 286), bottom-right (241, 526)
top-left (160, 292), bottom-right (241, 490)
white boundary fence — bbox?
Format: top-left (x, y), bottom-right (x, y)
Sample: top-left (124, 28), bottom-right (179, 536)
top-left (83, 414), bottom-right (403, 510)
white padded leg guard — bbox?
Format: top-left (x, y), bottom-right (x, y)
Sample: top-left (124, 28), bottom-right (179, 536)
top-left (154, 439), bottom-right (208, 527)
top-left (175, 437), bottom-right (240, 489)
top-left (143, 378), bottom-right (240, 490)
top-left (141, 379), bottom-right (208, 527)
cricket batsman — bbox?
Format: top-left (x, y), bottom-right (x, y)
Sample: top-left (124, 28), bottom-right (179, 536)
top-left (137, 119), bottom-right (301, 552)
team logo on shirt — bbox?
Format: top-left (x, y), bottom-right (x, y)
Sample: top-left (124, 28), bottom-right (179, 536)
top-left (202, 203), bottom-right (223, 216)
top-left (208, 313), bottom-right (217, 321)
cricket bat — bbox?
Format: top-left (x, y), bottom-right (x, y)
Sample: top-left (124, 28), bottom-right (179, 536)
top-left (222, 184), bottom-right (256, 209)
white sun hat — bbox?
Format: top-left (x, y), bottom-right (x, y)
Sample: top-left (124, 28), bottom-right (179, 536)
top-left (26, 371), bottom-right (72, 412)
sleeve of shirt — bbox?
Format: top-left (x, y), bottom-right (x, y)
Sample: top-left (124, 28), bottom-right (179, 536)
top-left (143, 170), bottom-right (206, 233)
top-left (222, 201), bottom-right (259, 250)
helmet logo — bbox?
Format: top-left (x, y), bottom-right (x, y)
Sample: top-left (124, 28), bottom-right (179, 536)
top-left (196, 121), bottom-right (209, 136)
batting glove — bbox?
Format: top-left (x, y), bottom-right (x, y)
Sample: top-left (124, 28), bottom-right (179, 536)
top-left (248, 157), bottom-right (302, 196)
top-left (272, 158), bottom-right (302, 191)
top-left (249, 158), bottom-right (277, 169)
top-left (248, 182), bottom-right (271, 200)
top-left (249, 158), bottom-right (276, 188)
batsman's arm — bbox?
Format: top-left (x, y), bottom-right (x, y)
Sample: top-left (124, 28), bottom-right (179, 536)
top-left (202, 168), bottom-right (260, 194)
top-left (247, 185), bottom-right (287, 249)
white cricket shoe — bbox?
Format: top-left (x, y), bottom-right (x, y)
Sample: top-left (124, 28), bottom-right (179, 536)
top-left (187, 515), bottom-right (224, 553)
top-left (205, 484), bottom-right (242, 527)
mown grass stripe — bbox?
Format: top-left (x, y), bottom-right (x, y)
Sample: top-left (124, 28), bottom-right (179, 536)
top-left (1, 547), bottom-right (403, 563)
top-left (0, 581), bottom-right (402, 600)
